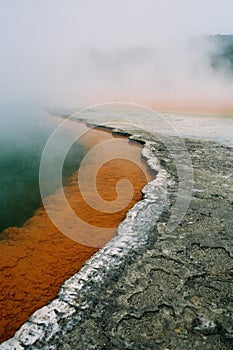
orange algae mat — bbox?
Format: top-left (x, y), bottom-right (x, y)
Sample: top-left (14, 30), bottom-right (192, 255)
top-left (0, 125), bottom-right (154, 343)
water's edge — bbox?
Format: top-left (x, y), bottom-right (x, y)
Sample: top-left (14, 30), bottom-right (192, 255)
top-left (0, 120), bottom-right (173, 349)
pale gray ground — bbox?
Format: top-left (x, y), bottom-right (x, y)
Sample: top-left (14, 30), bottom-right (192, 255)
top-left (1, 112), bottom-right (233, 349)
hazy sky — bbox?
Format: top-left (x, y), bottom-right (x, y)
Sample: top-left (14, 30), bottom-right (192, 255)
top-left (0, 0), bottom-right (232, 110)
top-left (1, 0), bottom-right (232, 46)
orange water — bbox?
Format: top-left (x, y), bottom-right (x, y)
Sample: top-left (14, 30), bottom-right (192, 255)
top-left (0, 126), bottom-right (154, 342)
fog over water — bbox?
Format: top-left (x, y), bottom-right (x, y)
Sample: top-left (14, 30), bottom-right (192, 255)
top-left (0, 0), bottom-right (232, 230)
top-left (0, 0), bottom-right (232, 109)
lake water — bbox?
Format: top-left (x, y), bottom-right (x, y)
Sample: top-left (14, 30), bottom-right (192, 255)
top-left (0, 105), bottom-right (86, 232)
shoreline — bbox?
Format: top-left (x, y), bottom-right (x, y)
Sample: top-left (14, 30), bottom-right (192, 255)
top-left (0, 124), bottom-right (152, 343)
top-left (1, 118), bottom-right (233, 349)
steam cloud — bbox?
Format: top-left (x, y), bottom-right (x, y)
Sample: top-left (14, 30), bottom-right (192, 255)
top-left (0, 0), bottom-right (232, 311)
top-left (0, 0), bottom-right (232, 230)
top-left (0, 0), bottom-right (232, 113)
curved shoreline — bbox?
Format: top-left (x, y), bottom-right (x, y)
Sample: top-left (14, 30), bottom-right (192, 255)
top-left (1, 119), bottom-right (233, 349)
top-left (0, 124), bottom-right (152, 343)
top-left (0, 124), bottom-right (171, 349)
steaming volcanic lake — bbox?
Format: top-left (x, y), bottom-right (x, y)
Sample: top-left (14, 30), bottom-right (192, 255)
top-left (0, 108), bottom-right (92, 341)
top-left (0, 108), bottom-right (154, 342)
top-left (1, 107), bottom-right (232, 234)
top-left (1, 105), bottom-right (232, 343)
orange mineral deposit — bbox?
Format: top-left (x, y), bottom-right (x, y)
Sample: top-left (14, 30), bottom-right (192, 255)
top-left (0, 125), bottom-right (154, 343)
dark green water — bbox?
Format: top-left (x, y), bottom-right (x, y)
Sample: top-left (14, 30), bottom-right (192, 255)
top-left (0, 106), bottom-right (86, 233)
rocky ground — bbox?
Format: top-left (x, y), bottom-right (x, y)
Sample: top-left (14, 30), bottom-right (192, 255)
top-left (1, 124), bottom-right (232, 350)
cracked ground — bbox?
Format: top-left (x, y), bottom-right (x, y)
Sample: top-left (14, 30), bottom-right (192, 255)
top-left (56, 138), bottom-right (233, 350)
